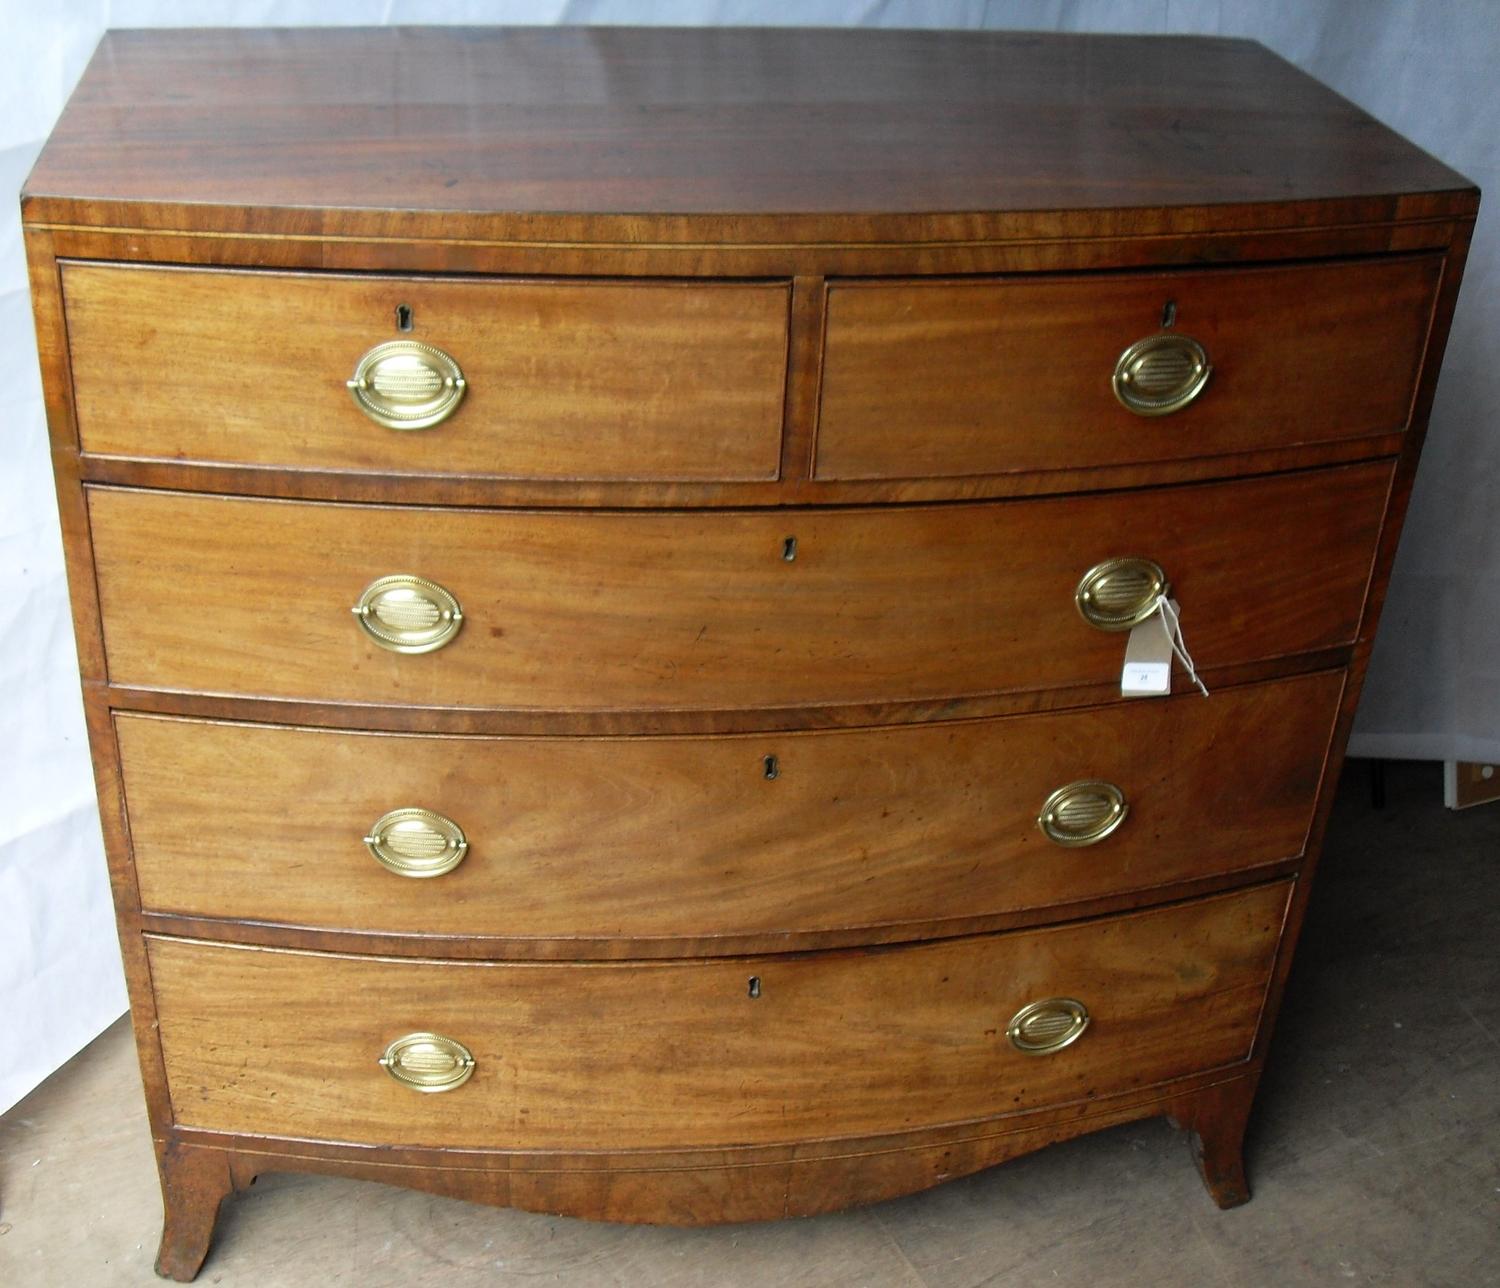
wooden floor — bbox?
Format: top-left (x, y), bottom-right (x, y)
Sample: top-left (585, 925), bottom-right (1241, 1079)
top-left (2, 760), bottom-right (1496, 1287)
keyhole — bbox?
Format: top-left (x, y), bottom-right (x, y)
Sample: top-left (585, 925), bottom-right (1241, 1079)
top-left (396, 303), bottom-right (413, 332)
top-left (782, 536), bottom-right (798, 562)
top-left (747, 976), bottom-right (762, 999)
top-left (1160, 299), bottom-right (1177, 329)
top-left (763, 754), bottom-right (779, 781)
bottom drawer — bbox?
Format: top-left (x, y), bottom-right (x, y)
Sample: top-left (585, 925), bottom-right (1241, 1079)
top-left (151, 882), bottom-right (1290, 1152)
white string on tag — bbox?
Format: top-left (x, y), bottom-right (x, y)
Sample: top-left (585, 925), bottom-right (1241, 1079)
top-left (1156, 594), bottom-right (1209, 697)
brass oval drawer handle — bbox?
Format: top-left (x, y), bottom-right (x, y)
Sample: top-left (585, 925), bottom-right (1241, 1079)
top-left (1038, 780), bottom-right (1128, 847)
top-left (365, 807), bottom-right (469, 878)
top-left (1007, 998), bottom-right (1090, 1056)
top-left (347, 339), bottom-right (467, 430)
top-left (352, 574), bottom-right (464, 654)
top-left (1075, 556), bottom-right (1168, 631)
top-left (1112, 332), bottom-right (1211, 416)
top-left (379, 1032), bottom-right (475, 1093)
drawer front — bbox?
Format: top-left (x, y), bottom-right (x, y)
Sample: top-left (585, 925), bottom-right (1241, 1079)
top-left (119, 672), bottom-right (1338, 942)
top-left (88, 463), bottom-right (1387, 711)
top-left (817, 256), bottom-right (1439, 479)
top-left (62, 264), bottom-right (789, 481)
top-left (149, 881), bottom-right (1290, 1149)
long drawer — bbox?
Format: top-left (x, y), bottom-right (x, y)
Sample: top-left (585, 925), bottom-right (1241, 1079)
top-left (817, 256), bottom-right (1439, 479)
top-left (88, 463), bottom-right (1388, 711)
top-left (118, 673), bottom-right (1338, 943)
top-left (62, 264), bottom-right (790, 481)
top-left (149, 880), bottom-right (1291, 1151)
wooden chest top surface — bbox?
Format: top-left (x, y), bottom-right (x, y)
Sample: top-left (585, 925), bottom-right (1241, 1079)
top-left (23, 26), bottom-right (1477, 240)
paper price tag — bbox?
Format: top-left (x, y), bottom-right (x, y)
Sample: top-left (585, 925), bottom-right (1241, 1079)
top-left (1121, 599), bottom-right (1176, 698)
top-left (1120, 597), bottom-right (1209, 699)
top-left (1122, 660), bottom-right (1171, 694)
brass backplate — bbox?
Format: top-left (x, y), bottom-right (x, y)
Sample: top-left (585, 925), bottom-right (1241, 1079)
top-left (1075, 557), bottom-right (1168, 631)
top-left (347, 338), bottom-right (467, 430)
top-left (364, 806), bottom-right (469, 878)
top-left (1112, 332), bottom-right (1211, 416)
top-left (1007, 998), bottom-right (1091, 1056)
top-left (379, 1032), bottom-right (476, 1093)
top-left (1037, 780), bottom-right (1128, 847)
top-left (352, 573), bottom-right (464, 654)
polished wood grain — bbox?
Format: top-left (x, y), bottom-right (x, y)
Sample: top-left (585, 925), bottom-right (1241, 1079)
top-left (23, 28), bottom-right (1475, 245)
top-left (117, 672), bottom-right (1339, 948)
top-left (817, 256), bottom-right (1440, 479)
top-left (37, 215), bottom-right (1471, 290)
top-left (76, 433), bottom-right (1407, 512)
top-left (151, 1071), bottom-right (1257, 1277)
top-left (148, 881), bottom-right (1289, 1151)
top-left (168, 1065), bottom-right (1256, 1177)
top-left (91, 650), bottom-right (1353, 740)
top-left (64, 263), bottom-right (789, 481)
top-left (87, 463), bottom-right (1389, 712)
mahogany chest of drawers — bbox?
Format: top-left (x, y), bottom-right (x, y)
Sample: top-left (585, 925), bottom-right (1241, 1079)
top-left (23, 26), bottom-right (1477, 1281)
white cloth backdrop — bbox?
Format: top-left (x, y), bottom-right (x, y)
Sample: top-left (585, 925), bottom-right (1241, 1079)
top-left (3, 0), bottom-right (1496, 1110)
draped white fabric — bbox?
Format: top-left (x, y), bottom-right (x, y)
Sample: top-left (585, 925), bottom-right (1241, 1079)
top-left (4, 0), bottom-right (1495, 1110)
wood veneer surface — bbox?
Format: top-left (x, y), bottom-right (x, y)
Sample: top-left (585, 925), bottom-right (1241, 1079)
top-left (86, 463), bottom-right (1390, 712)
top-left (64, 264), bottom-right (790, 481)
top-left (23, 28), bottom-right (1475, 242)
top-left (148, 880), bottom-right (1291, 1151)
top-left (817, 256), bottom-right (1439, 479)
top-left (117, 672), bottom-right (1338, 945)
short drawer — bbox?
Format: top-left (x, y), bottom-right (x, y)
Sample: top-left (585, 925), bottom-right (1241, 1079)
top-left (62, 264), bottom-right (789, 481)
top-left (149, 880), bottom-right (1290, 1150)
top-left (87, 462), bottom-right (1388, 712)
top-left (816, 256), bottom-right (1439, 479)
top-left (119, 672), bottom-right (1339, 945)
